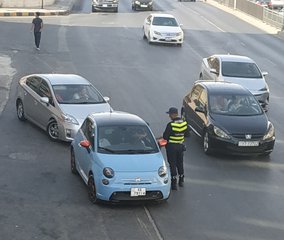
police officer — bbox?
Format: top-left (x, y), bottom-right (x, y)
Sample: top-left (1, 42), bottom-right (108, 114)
top-left (163, 107), bottom-right (189, 190)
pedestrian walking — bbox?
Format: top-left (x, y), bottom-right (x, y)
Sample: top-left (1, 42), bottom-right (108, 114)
top-left (163, 107), bottom-right (189, 190)
top-left (31, 12), bottom-right (43, 50)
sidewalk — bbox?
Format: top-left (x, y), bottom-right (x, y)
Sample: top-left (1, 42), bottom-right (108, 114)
top-left (0, 0), bottom-right (76, 17)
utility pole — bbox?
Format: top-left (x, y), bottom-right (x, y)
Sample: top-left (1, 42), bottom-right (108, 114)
top-left (41, 0), bottom-right (44, 9)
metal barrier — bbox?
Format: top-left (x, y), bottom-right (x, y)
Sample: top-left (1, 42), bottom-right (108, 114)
top-left (213, 0), bottom-right (284, 30)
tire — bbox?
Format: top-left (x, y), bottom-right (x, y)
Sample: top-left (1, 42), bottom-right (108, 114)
top-left (177, 43), bottom-right (182, 47)
top-left (203, 131), bottom-right (212, 155)
top-left (16, 100), bottom-right (26, 121)
top-left (114, 7), bottom-right (118, 12)
top-left (71, 149), bottom-right (78, 175)
top-left (92, 6), bottom-right (96, 12)
top-left (47, 120), bottom-right (59, 141)
top-left (88, 175), bottom-right (99, 204)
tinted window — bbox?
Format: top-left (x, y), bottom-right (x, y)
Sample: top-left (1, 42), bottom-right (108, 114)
top-left (222, 62), bottom-right (262, 78)
top-left (85, 119), bottom-right (95, 149)
top-left (52, 84), bottom-right (105, 104)
top-left (152, 17), bottom-right (178, 26)
top-left (97, 125), bottom-right (159, 154)
top-left (26, 77), bottom-right (42, 94)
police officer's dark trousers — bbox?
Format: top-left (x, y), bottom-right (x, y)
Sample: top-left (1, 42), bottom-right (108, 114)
top-left (166, 143), bottom-right (184, 189)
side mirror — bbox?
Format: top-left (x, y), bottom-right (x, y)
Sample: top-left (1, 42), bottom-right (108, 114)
top-left (157, 138), bottom-right (167, 148)
top-left (210, 68), bottom-right (218, 75)
top-left (103, 96), bottom-right (110, 102)
top-left (262, 71), bottom-right (268, 76)
top-left (179, 23), bottom-right (183, 28)
top-left (195, 105), bottom-right (205, 114)
top-left (80, 140), bottom-right (91, 153)
top-left (40, 97), bottom-right (49, 105)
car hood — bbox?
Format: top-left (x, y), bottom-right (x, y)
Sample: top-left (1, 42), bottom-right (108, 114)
top-left (151, 25), bottom-right (182, 33)
top-left (60, 103), bottom-right (112, 125)
top-left (210, 113), bottom-right (268, 134)
top-left (96, 152), bottom-right (165, 172)
top-left (222, 76), bottom-right (266, 93)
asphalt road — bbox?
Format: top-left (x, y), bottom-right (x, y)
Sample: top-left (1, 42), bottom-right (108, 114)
top-left (1, 0), bottom-right (284, 239)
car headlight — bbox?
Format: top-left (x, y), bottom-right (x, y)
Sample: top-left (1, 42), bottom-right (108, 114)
top-left (263, 122), bottom-right (275, 140)
top-left (176, 32), bottom-right (182, 36)
top-left (154, 31), bottom-right (161, 35)
top-left (61, 113), bottom-right (79, 125)
top-left (158, 166), bottom-right (167, 178)
top-left (135, 0), bottom-right (140, 4)
top-left (213, 126), bottom-right (230, 139)
top-left (103, 167), bottom-right (115, 178)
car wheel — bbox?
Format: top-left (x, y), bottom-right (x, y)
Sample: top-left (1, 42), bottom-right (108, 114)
top-left (92, 6), bottom-right (96, 12)
top-left (114, 7), bottom-right (118, 12)
top-left (71, 148), bottom-right (78, 175)
top-left (143, 29), bottom-right (147, 39)
top-left (47, 120), bottom-right (59, 141)
top-left (177, 43), bottom-right (182, 47)
top-left (16, 100), bottom-right (26, 121)
top-left (88, 175), bottom-right (98, 204)
top-left (149, 6), bottom-right (153, 11)
top-left (203, 131), bottom-right (212, 155)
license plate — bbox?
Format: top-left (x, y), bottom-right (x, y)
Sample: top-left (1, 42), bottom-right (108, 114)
top-left (141, 4), bottom-right (147, 7)
top-left (102, 4), bottom-right (107, 7)
top-left (238, 141), bottom-right (259, 147)
top-left (130, 188), bottom-right (146, 197)
top-left (165, 37), bottom-right (172, 41)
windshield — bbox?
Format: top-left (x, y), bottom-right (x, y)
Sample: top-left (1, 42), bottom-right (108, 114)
top-left (152, 17), bottom-right (179, 27)
top-left (222, 62), bottom-right (262, 78)
top-left (52, 84), bottom-right (105, 104)
top-left (97, 125), bottom-right (159, 154)
top-left (209, 94), bottom-right (263, 116)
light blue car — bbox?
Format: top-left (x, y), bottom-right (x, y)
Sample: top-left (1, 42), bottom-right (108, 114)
top-left (70, 111), bottom-right (171, 203)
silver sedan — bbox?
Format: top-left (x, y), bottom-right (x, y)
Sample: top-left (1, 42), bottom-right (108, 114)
top-left (16, 74), bottom-right (112, 142)
top-left (199, 54), bottom-right (269, 111)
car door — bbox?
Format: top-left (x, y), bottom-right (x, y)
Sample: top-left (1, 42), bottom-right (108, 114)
top-left (78, 118), bottom-right (96, 178)
top-left (144, 15), bottom-right (152, 37)
top-left (23, 76), bottom-right (42, 122)
top-left (33, 80), bottom-right (57, 129)
top-left (194, 87), bottom-right (208, 134)
top-left (183, 85), bottom-right (203, 134)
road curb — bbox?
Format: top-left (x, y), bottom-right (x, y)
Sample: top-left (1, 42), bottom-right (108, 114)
top-left (0, 10), bottom-right (69, 17)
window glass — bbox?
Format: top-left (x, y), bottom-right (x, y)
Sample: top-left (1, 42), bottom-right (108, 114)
top-left (39, 80), bottom-right (54, 106)
top-left (97, 125), bottom-right (159, 154)
top-left (52, 84), bottom-right (105, 104)
top-left (86, 119), bottom-right (95, 149)
top-left (221, 62), bottom-right (262, 78)
top-left (152, 17), bottom-right (178, 26)
top-left (26, 77), bottom-right (41, 94)
top-left (190, 85), bottom-right (203, 106)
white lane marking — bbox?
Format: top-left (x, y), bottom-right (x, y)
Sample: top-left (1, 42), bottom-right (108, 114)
top-left (144, 206), bottom-right (164, 240)
top-left (199, 15), bottom-right (226, 32)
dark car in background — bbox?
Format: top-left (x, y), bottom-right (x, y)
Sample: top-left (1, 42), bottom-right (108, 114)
top-left (132, 0), bottom-right (153, 10)
top-left (92, 0), bottom-right (119, 12)
top-left (181, 81), bottom-right (275, 156)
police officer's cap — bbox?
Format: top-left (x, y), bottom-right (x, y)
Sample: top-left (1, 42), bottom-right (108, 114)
top-left (166, 107), bottom-right (178, 114)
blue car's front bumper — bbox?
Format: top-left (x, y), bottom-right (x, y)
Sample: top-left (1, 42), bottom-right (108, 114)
top-left (95, 172), bottom-right (171, 202)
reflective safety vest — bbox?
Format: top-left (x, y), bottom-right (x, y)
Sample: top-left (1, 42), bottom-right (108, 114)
top-left (168, 119), bottom-right (188, 144)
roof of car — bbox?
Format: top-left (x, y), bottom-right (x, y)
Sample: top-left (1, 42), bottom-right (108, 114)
top-left (32, 74), bottom-right (90, 85)
top-left (89, 111), bottom-right (147, 127)
top-left (195, 81), bottom-right (251, 95)
top-left (213, 54), bottom-right (254, 63)
top-left (151, 13), bottom-right (175, 18)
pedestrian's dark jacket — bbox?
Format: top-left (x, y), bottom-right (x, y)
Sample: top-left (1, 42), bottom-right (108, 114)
top-left (32, 17), bottom-right (43, 32)
top-left (163, 117), bottom-right (189, 144)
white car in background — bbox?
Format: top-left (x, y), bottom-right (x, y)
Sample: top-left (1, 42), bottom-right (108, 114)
top-left (143, 13), bottom-right (184, 46)
top-left (199, 54), bottom-right (270, 111)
